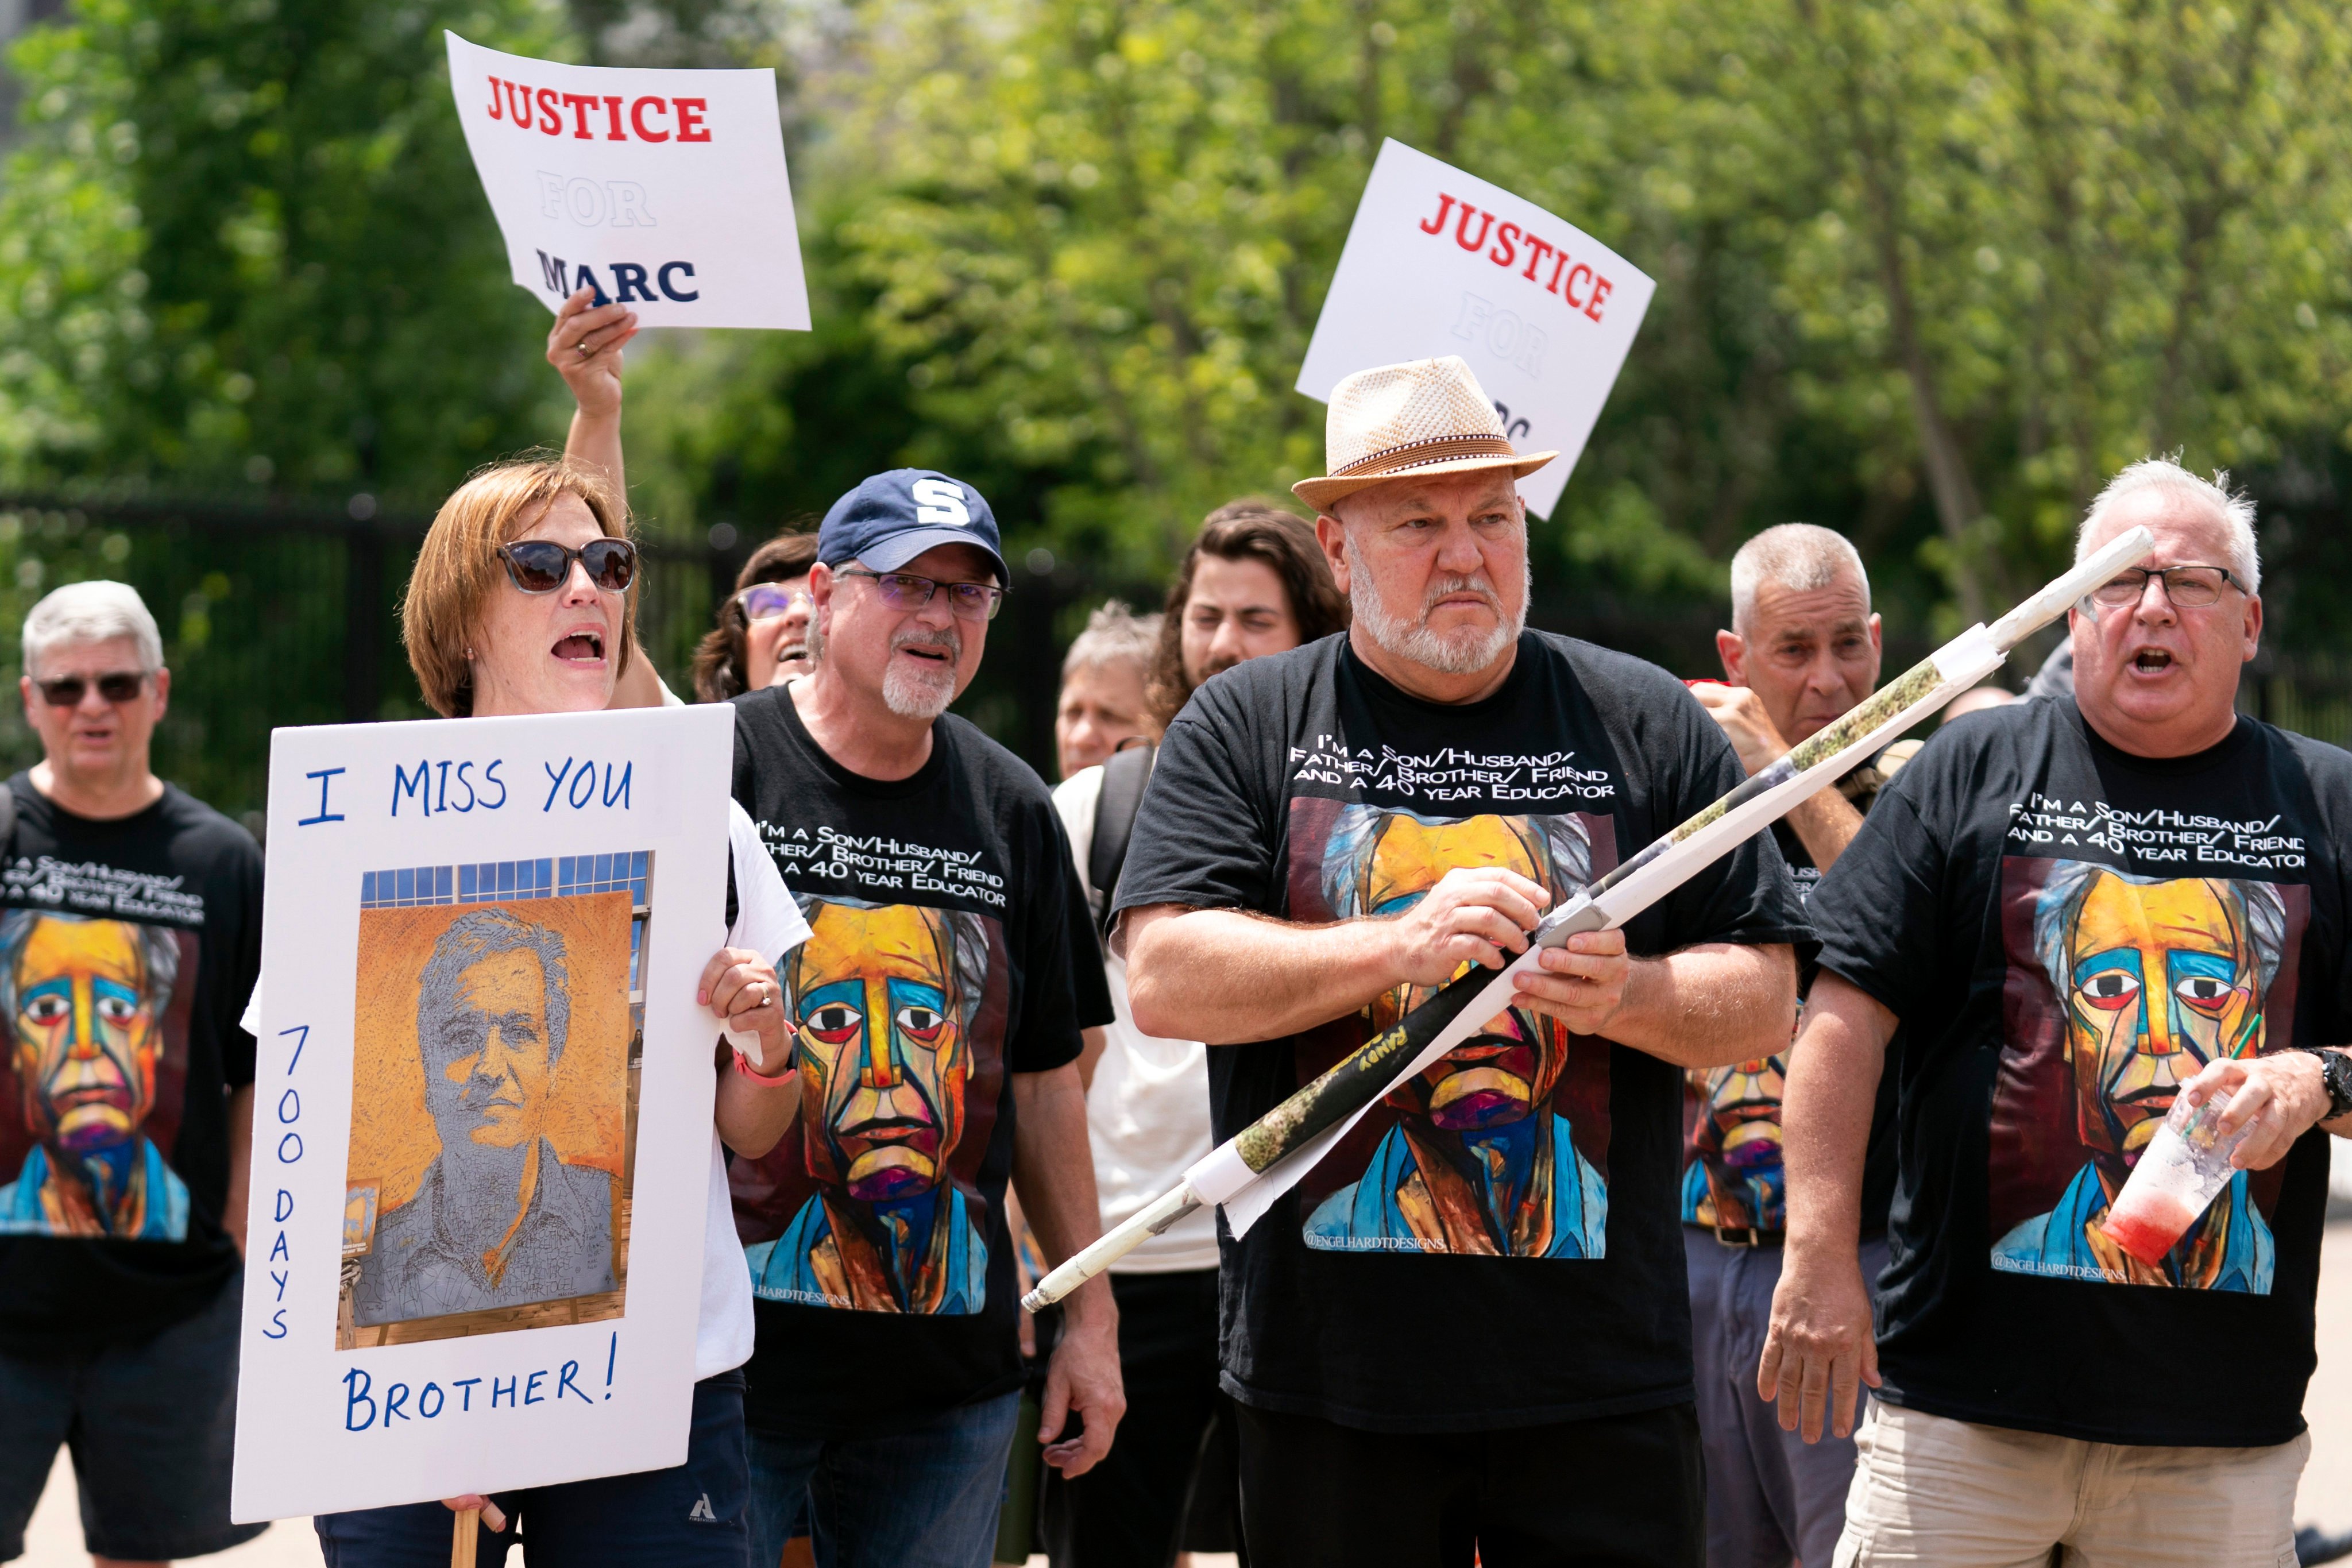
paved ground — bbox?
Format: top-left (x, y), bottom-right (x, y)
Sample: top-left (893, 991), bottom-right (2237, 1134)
top-left (23, 1208), bottom-right (2352, 1565)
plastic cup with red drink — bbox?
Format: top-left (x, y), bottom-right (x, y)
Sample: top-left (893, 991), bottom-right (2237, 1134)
top-left (2099, 1088), bottom-right (2253, 1266)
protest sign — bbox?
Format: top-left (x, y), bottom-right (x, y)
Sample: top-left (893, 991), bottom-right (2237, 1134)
top-left (1296, 139), bottom-right (1655, 517)
top-left (230, 705), bottom-right (734, 1522)
top-left (445, 32), bottom-right (809, 330)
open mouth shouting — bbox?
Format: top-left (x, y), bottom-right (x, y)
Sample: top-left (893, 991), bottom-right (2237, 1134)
top-left (2127, 646), bottom-right (2176, 675)
top-left (551, 628), bottom-right (607, 667)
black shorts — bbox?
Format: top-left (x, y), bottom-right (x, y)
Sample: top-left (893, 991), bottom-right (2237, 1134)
top-left (1235, 1399), bottom-right (1704, 1568)
top-left (0, 1270), bottom-right (264, 1564)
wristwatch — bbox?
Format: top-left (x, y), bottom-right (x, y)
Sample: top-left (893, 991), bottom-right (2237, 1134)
top-left (2303, 1047), bottom-right (2352, 1121)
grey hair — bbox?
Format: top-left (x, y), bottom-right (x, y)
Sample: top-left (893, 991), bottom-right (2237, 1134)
top-left (2076, 456), bottom-right (2260, 595)
top-left (1729, 524), bottom-right (1870, 632)
top-left (0, 910), bottom-right (180, 1030)
top-left (2032, 862), bottom-right (2285, 1010)
top-left (416, 908), bottom-right (571, 1069)
top-left (1319, 805), bottom-right (1593, 918)
top-left (22, 581), bottom-right (165, 678)
top-left (785, 893), bottom-right (991, 1038)
top-left (1060, 600), bottom-right (1161, 682)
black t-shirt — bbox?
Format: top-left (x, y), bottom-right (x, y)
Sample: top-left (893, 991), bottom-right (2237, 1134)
top-left (0, 777), bottom-right (264, 1351)
top-left (1681, 768), bottom-right (1901, 1238)
top-left (725, 689), bottom-right (1111, 1437)
top-left (1113, 632), bottom-right (1809, 1432)
top-left (1810, 697), bottom-right (2347, 1446)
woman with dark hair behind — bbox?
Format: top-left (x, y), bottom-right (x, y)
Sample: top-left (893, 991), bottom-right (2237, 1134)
top-left (1146, 499), bottom-right (1350, 725)
top-left (692, 531), bottom-right (822, 702)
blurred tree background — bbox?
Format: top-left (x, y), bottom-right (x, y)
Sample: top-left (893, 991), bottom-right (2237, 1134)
top-left (3, 0), bottom-right (2352, 816)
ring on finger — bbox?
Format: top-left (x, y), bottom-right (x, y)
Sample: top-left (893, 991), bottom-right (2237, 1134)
top-left (576, 339), bottom-right (594, 356)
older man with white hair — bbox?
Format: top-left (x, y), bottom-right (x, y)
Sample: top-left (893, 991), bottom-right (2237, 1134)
top-left (1763, 457), bottom-right (2352, 1565)
top-left (1114, 356), bottom-right (1806, 1566)
top-left (723, 472), bottom-right (1123, 1568)
top-left (0, 580), bottom-right (267, 1567)
top-left (1681, 522), bottom-right (1900, 1568)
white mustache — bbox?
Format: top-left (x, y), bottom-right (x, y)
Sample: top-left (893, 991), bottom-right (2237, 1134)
top-left (891, 624), bottom-right (962, 662)
top-left (1423, 573), bottom-right (1503, 612)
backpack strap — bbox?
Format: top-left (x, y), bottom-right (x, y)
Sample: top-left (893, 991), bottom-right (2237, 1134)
top-left (1087, 742), bottom-right (1154, 939)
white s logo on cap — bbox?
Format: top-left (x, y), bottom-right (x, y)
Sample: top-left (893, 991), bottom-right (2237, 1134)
top-left (910, 477), bottom-right (971, 528)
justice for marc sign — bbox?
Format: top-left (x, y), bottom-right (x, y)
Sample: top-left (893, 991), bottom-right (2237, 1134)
top-left (1297, 140), bottom-right (1655, 518)
top-left (446, 32), bottom-right (810, 331)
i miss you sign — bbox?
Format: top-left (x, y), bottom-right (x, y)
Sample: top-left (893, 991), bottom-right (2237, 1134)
top-left (232, 705), bottom-right (733, 1523)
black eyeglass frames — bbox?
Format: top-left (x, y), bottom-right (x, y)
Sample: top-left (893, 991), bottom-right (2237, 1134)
top-left (2084, 565), bottom-right (2243, 610)
top-left (834, 567), bottom-right (1007, 621)
top-left (497, 538), bottom-right (639, 596)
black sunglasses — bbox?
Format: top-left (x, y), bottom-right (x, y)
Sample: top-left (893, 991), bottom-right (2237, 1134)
top-left (497, 538), bottom-right (639, 595)
top-left (36, 671), bottom-right (147, 707)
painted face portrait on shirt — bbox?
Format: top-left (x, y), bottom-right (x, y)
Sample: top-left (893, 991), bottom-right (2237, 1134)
top-left (1696, 1055), bottom-right (1786, 1182)
top-left (2039, 867), bottom-right (2281, 1180)
top-left (1328, 809), bottom-right (1592, 1132)
top-left (10, 915), bottom-right (172, 1156)
top-left (789, 900), bottom-right (987, 1204)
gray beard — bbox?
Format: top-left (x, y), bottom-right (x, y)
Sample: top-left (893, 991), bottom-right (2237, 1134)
top-left (881, 625), bottom-right (961, 720)
top-left (1343, 534), bottom-right (1530, 675)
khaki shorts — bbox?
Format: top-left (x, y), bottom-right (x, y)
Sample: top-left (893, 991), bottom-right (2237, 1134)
top-left (1834, 1401), bottom-right (2307, 1568)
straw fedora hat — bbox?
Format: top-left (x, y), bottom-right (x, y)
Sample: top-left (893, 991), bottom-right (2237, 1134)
top-left (1292, 356), bottom-right (1557, 511)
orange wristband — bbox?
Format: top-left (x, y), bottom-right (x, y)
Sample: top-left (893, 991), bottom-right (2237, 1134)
top-left (735, 1052), bottom-right (795, 1087)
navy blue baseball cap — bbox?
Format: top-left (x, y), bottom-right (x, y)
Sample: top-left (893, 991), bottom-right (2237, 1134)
top-left (816, 469), bottom-right (1009, 585)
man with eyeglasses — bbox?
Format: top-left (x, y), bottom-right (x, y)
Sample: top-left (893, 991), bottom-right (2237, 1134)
top-left (723, 470), bottom-right (1122, 1568)
top-left (1763, 457), bottom-right (2352, 1565)
top-left (0, 581), bottom-right (268, 1565)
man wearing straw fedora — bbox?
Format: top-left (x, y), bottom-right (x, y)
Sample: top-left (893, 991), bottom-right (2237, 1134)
top-left (1111, 355), bottom-right (1807, 1565)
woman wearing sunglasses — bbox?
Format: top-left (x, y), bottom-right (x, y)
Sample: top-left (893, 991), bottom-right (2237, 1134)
top-left (308, 455), bottom-right (808, 1567)
top-left (692, 532), bottom-right (821, 702)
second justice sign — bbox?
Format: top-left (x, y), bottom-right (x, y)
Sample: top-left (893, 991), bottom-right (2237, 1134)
top-left (1297, 139), bottom-right (1656, 519)
top-left (447, 31), bottom-right (810, 330)
top-left (231, 705), bottom-right (735, 1522)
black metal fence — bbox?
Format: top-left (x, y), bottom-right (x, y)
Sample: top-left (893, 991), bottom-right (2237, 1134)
top-left (3, 490), bottom-right (2347, 831)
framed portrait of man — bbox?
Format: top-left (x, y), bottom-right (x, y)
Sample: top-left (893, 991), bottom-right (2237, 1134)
top-left (339, 855), bottom-right (648, 1346)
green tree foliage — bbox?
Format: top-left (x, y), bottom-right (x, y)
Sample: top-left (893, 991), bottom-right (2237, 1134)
top-left (2, 0), bottom-right (2352, 817)
top-left (655, 0), bottom-right (2351, 637)
top-left (0, 0), bottom-right (571, 504)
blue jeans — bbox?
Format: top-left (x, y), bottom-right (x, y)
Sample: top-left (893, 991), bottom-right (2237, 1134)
top-left (314, 1371), bottom-right (751, 1567)
top-left (747, 1390), bottom-right (1022, 1568)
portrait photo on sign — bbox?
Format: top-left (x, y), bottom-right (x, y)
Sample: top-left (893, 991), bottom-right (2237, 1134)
top-left (0, 912), bottom-right (199, 1240)
top-left (1284, 798), bottom-right (1617, 1259)
top-left (730, 893), bottom-right (1009, 1316)
top-left (339, 853), bottom-right (651, 1347)
top-left (1987, 856), bottom-right (2304, 1294)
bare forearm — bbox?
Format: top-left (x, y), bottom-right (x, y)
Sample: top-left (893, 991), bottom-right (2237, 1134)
top-left (1010, 1065), bottom-right (1114, 1327)
top-left (1602, 943), bottom-right (1796, 1068)
top-left (1782, 976), bottom-right (1895, 1258)
top-left (1786, 788), bottom-right (1864, 872)
top-left (1126, 907), bottom-right (1404, 1043)
top-left (224, 1084), bottom-right (254, 1257)
top-left (565, 407), bottom-right (624, 498)
top-left (715, 1059), bottom-right (800, 1160)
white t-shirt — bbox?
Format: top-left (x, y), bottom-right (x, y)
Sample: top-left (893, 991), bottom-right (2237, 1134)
top-left (241, 800), bottom-right (808, 1382)
top-left (1052, 763), bottom-right (1219, 1273)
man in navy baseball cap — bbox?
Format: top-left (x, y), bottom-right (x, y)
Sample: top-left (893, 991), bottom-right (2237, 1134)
top-left (727, 463), bottom-right (1128, 1567)
top-left (816, 468), bottom-right (1010, 584)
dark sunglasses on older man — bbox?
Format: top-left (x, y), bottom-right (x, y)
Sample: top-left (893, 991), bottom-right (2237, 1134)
top-left (497, 538), bottom-right (639, 595)
top-left (36, 671), bottom-right (147, 706)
